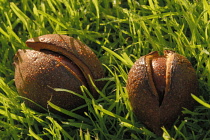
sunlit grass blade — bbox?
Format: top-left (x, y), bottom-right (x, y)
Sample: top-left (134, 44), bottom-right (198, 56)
top-left (191, 94), bottom-right (210, 108)
top-left (94, 104), bottom-right (131, 124)
top-left (47, 101), bottom-right (90, 123)
top-left (0, 109), bottom-right (26, 123)
top-left (46, 117), bottom-right (74, 140)
top-left (102, 46), bottom-right (132, 67)
top-left (38, 10), bottom-right (67, 29)
top-left (28, 127), bottom-right (43, 140)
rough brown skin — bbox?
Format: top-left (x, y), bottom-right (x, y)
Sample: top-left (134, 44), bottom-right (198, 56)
top-left (152, 56), bottom-right (166, 105)
top-left (14, 34), bottom-right (104, 113)
top-left (126, 50), bottom-right (198, 135)
top-left (25, 34), bottom-right (104, 94)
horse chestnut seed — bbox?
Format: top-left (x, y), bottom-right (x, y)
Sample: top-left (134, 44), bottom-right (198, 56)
top-left (126, 50), bottom-right (198, 135)
top-left (14, 34), bottom-right (104, 113)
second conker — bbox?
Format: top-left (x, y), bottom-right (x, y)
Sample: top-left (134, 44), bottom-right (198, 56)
top-left (126, 50), bottom-right (198, 135)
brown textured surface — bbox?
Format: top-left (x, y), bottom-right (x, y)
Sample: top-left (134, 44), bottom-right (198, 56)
top-left (152, 56), bottom-right (166, 100)
top-left (14, 34), bottom-right (104, 113)
top-left (26, 34), bottom-right (104, 93)
top-left (14, 49), bottom-right (88, 112)
top-left (126, 50), bottom-right (198, 135)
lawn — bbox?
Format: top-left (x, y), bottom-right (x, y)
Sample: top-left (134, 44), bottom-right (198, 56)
top-left (0, 0), bottom-right (210, 139)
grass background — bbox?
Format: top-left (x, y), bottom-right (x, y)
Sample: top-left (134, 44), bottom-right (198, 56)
top-left (0, 0), bottom-right (210, 139)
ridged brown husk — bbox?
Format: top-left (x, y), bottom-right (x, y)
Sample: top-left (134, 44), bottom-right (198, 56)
top-left (14, 34), bottom-right (104, 114)
top-left (126, 50), bottom-right (198, 135)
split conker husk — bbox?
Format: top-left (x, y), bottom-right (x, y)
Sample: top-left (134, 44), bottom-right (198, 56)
top-left (126, 50), bottom-right (198, 135)
top-left (14, 34), bottom-right (104, 113)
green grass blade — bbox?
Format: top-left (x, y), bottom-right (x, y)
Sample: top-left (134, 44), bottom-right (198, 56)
top-left (47, 101), bottom-right (90, 123)
top-left (191, 94), bottom-right (210, 108)
top-left (102, 46), bottom-right (132, 67)
top-left (29, 127), bottom-right (43, 140)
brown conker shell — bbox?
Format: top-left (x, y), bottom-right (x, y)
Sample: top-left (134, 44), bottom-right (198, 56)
top-left (14, 34), bottom-right (104, 113)
top-left (126, 50), bottom-right (198, 135)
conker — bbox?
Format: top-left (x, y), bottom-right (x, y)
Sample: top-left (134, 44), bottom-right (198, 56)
top-left (14, 34), bottom-right (104, 113)
top-left (126, 50), bottom-right (198, 135)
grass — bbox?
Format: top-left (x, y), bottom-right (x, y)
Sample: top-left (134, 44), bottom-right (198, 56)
top-left (0, 0), bottom-right (210, 139)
